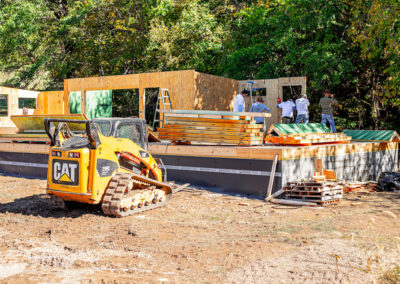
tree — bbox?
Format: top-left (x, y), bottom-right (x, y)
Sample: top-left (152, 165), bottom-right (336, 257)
top-left (349, 0), bottom-right (400, 129)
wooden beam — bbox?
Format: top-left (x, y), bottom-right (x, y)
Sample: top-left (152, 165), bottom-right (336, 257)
top-left (265, 154), bottom-right (278, 200)
top-left (160, 109), bottom-right (271, 118)
top-left (139, 88), bottom-right (145, 119)
top-left (270, 198), bottom-right (318, 206)
top-left (265, 188), bottom-right (284, 202)
top-left (0, 143), bottom-right (49, 154)
top-left (314, 159), bottom-right (323, 175)
top-left (64, 79), bottom-right (70, 114)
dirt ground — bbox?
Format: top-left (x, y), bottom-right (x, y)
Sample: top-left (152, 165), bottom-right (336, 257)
top-left (0, 174), bottom-right (399, 283)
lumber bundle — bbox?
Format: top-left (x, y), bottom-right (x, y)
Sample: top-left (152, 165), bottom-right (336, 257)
top-left (283, 180), bottom-right (343, 205)
top-left (157, 110), bottom-right (270, 145)
top-left (264, 123), bottom-right (352, 146)
top-left (265, 132), bottom-right (352, 146)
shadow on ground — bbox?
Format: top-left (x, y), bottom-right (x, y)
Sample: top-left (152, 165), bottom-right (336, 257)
top-left (0, 194), bottom-right (103, 218)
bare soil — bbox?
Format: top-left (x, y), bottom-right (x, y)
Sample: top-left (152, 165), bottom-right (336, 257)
top-left (0, 174), bottom-right (399, 283)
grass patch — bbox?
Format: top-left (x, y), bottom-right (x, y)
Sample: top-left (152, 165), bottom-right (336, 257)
top-left (381, 264), bottom-right (400, 284)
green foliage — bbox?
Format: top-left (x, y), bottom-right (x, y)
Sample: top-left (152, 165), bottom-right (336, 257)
top-left (0, 0), bottom-right (399, 129)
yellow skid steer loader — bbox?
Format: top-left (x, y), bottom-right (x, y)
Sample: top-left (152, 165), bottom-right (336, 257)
top-left (44, 118), bottom-right (171, 217)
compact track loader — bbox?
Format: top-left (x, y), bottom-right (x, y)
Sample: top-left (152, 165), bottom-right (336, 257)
top-left (44, 118), bottom-right (171, 217)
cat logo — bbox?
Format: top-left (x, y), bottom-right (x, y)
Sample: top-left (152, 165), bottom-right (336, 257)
top-left (52, 160), bottom-right (79, 185)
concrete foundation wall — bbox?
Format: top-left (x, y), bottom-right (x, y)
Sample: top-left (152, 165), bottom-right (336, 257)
top-left (282, 149), bottom-right (398, 185)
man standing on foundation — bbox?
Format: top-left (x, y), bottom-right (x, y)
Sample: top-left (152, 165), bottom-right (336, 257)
top-left (295, 94), bottom-right (310, 123)
top-left (233, 89), bottom-right (249, 112)
top-left (277, 98), bottom-right (296, 124)
top-left (319, 89), bottom-right (337, 133)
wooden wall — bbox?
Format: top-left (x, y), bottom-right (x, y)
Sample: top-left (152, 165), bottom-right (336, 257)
top-left (63, 70), bottom-right (238, 119)
top-left (193, 72), bottom-right (238, 110)
top-left (238, 77), bottom-right (307, 125)
top-left (64, 70), bottom-right (196, 119)
top-left (0, 87), bottom-right (39, 131)
top-left (34, 91), bottom-right (64, 115)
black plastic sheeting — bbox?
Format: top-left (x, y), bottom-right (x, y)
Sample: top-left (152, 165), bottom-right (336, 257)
top-left (378, 172), bottom-right (400, 191)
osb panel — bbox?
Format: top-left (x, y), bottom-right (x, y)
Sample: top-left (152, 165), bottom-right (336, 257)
top-left (140, 72), bottom-right (160, 88)
top-left (278, 77), bottom-right (307, 96)
top-left (181, 70), bottom-right (195, 109)
top-left (238, 79), bottom-right (268, 93)
top-left (66, 74), bottom-right (140, 92)
top-left (168, 71), bottom-right (183, 109)
top-left (34, 91), bottom-right (64, 115)
top-left (266, 79), bottom-right (280, 126)
top-left (35, 93), bottom-right (45, 115)
top-left (194, 72), bottom-right (238, 110)
top-left (0, 86), bottom-right (39, 127)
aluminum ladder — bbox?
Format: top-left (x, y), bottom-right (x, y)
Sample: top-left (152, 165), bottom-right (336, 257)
top-left (245, 81), bottom-right (255, 111)
top-left (152, 88), bottom-right (173, 129)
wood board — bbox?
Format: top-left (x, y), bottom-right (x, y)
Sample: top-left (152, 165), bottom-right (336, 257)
top-left (158, 113), bottom-right (265, 145)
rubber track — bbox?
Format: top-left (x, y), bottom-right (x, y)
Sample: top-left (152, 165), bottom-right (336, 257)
top-left (101, 172), bottom-right (171, 217)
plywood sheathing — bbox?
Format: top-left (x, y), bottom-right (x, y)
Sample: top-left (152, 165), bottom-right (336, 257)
top-left (194, 72), bottom-right (238, 110)
top-left (34, 90), bottom-right (64, 115)
top-left (238, 77), bottom-right (307, 127)
top-left (64, 70), bottom-right (235, 119)
top-left (0, 86), bottom-right (39, 129)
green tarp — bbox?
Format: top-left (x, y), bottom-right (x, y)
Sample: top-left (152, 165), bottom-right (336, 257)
top-left (69, 90), bottom-right (112, 119)
top-left (343, 129), bottom-right (399, 141)
top-left (269, 123), bottom-right (331, 136)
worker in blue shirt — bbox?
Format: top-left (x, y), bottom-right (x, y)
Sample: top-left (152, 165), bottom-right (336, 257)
top-left (250, 97), bottom-right (271, 124)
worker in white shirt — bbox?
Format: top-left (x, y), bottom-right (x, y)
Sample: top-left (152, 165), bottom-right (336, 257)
top-left (233, 89), bottom-right (249, 112)
top-left (295, 94), bottom-right (310, 123)
top-left (276, 98), bottom-right (296, 124)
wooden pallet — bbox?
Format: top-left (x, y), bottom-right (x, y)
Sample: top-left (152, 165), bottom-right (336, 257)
top-left (285, 194), bottom-right (343, 201)
top-left (283, 179), bottom-right (343, 205)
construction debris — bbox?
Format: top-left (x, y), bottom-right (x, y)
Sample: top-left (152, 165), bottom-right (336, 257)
top-left (377, 172), bottom-right (400, 191)
top-left (343, 181), bottom-right (380, 193)
top-left (172, 183), bottom-right (191, 194)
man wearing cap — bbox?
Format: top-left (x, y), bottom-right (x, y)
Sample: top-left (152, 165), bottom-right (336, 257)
top-left (233, 89), bottom-right (249, 112)
top-left (319, 89), bottom-right (337, 133)
top-left (277, 98), bottom-right (296, 124)
top-left (250, 97), bottom-right (271, 124)
top-left (295, 94), bottom-right (310, 123)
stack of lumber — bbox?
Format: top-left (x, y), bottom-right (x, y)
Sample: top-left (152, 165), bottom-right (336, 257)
top-left (157, 110), bottom-right (270, 146)
top-left (283, 180), bottom-right (343, 205)
top-left (264, 123), bottom-right (352, 146)
top-left (265, 132), bottom-right (351, 146)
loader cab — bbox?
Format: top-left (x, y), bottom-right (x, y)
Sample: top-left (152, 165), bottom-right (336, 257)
top-left (93, 118), bottom-right (148, 150)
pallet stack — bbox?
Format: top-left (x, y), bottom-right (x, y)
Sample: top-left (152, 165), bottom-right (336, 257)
top-left (283, 180), bottom-right (343, 205)
top-left (157, 110), bottom-right (270, 146)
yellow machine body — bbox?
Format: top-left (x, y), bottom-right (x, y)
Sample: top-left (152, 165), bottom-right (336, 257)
top-left (46, 122), bottom-right (164, 205)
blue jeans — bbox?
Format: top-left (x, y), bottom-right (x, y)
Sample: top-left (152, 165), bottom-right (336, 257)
top-left (296, 114), bottom-right (309, 123)
top-left (321, 114), bottom-right (337, 133)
